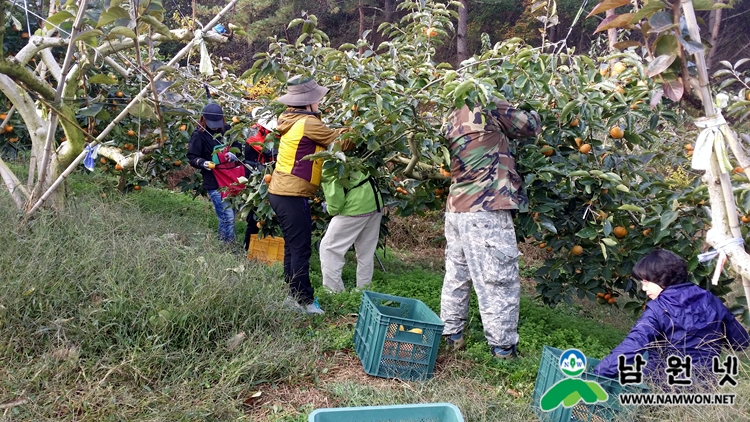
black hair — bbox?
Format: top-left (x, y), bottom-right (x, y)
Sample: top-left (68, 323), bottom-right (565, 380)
top-left (632, 249), bottom-right (687, 289)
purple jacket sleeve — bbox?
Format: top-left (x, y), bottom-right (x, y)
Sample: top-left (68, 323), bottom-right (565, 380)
top-left (593, 305), bottom-right (661, 378)
top-left (724, 313), bottom-right (750, 350)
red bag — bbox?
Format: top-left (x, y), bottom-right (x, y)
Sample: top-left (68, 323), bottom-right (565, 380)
top-left (211, 145), bottom-right (245, 199)
top-left (245, 124), bottom-right (271, 164)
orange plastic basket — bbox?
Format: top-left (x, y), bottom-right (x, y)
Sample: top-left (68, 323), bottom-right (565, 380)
top-left (247, 236), bottom-right (285, 264)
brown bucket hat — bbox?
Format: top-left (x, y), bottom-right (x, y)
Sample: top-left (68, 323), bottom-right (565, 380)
top-left (276, 76), bottom-right (329, 106)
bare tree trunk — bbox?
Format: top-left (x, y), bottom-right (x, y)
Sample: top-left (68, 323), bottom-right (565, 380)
top-left (706, 0), bottom-right (725, 69)
top-left (606, 9), bottom-right (616, 50)
top-left (384, 0), bottom-right (395, 23)
top-left (359, 1), bottom-right (365, 56)
top-left (457, 0), bottom-right (468, 64)
top-left (671, 1), bottom-right (691, 99)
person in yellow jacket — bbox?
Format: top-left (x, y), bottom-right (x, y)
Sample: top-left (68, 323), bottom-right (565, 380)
top-left (269, 75), bottom-right (353, 315)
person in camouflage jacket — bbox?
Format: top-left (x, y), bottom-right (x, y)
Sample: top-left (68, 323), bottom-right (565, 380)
top-left (440, 96), bottom-right (541, 359)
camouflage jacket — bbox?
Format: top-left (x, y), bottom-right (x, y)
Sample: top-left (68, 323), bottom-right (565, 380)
top-left (444, 98), bottom-right (541, 213)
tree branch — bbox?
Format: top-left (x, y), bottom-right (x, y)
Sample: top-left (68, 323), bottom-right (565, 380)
top-left (15, 35), bottom-right (69, 65)
top-left (41, 48), bottom-right (62, 82)
top-left (25, 0), bottom-right (242, 217)
top-left (96, 28), bottom-right (228, 57)
top-left (390, 155), bottom-right (446, 180)
top-left (0, 157), bottom-right (30, 209)
top-left (33, 0), bottom-right (90, 203)
top-left (0, 57), bottom-right (55, 101)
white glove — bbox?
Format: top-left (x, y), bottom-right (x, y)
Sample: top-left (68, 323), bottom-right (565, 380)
top-left (202, 161), bottom-right (214, 170)
top-left (225, 152), bottom-right (238, 162)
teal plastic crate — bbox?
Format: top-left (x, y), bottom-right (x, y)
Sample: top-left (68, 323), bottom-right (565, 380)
top-left (531, 346), bottom-right (649, 422)
top-left (308, 403), bottom-right (464, 422)
top-left (354, 291), bottom-right (444, 381)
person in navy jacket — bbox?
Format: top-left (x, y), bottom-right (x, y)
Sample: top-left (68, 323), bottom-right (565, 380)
top-left (593, 249), bottom-right (749, 383)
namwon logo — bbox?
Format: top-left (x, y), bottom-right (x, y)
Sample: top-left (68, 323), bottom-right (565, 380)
top-left (540, 348), bottom-right (609, 412)
top-left (560, 349), bottom-right (586, 377)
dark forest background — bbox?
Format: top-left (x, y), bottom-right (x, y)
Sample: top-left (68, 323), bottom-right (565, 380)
top-left (162, 0), bottom-right (750, 74)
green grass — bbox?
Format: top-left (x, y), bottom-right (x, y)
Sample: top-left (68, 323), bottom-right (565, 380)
top-left (1, 173), bottom-right (748, 421)
top-left (0, 179), bottom-right (322, 420)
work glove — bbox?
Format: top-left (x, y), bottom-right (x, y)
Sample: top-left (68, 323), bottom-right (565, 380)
top-left (321, 202), bottom-right (328, 214)
top-left (202, 161), bottom-right (214, 170)
top-left (225, 152), bottom-right (239, 162)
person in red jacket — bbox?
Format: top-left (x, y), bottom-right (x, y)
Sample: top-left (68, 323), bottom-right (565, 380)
top-left (187, 104), bottom-right (242, 245)
top-left (593, 249), bottom-right (749, 386)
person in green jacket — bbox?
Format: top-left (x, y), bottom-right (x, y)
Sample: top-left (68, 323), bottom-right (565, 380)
top-left (319, 158), bottom-right (383, 293)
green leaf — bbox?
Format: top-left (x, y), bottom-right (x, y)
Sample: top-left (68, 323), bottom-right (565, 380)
top-left (576, 226), bottom-right (598, 239)
top-left (613, 41), bottom-right (641, 50)
top-left (88, 74), bottom-right (119, 85)
top-left (654, 34), bottom-right (679, 57)
top-left (600, 242), bottom-right (608, 260)
top-left (632, 1), bottom-right (668, 23)
top-left (539, 217), bottom-right (558, 234)
top-left (78, 104), bottom-right (104, 117)
top-left (660, 210), bottom-right (678, 231)
top-left (128, 102), bottom-right (157, 120)
top-left (602, 238), bottom-right (618, 247)
top-left (646, 55), bottom-right (677, 78)
top-left (693, 0), bottom-right (732, 10)
top-left (46, 11), bottom-right (74, 30)
top-left (74, 29), bottom-right (104, 42)
top-left (618, 204), bottom-right (646, 214)
top-left (677, 37), bottom-right (704, 55)
top-left (108, 26), bottom-right (137, 39)
top-left (560, 100), bottom-right (578, 122)
top-left (287, 18), bottom-right (304, 29)
top-left (139, 15), bottom-right (172, 37)
top-left (615, 184), bottom-right (630, 193)
top-left (453, 80), bottom-right (475, 103)
top-left (648, 11), bottom-right (675, 33)
top-left (97, 6), bottom-right (131, 28)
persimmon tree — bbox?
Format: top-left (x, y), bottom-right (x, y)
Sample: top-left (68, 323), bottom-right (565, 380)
top-left (588, 0), bottom-right (750, 320)
top-left (0, 0), bottom-right (240, 214)
top-left (237, 0), bottom-right (734, 314)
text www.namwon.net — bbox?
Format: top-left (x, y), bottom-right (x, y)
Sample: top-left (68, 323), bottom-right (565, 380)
top-left (619, 393), bottom-right (736, 406)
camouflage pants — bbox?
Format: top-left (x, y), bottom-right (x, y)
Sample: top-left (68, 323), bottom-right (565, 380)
top-left (440, 210), bottom-right (520, 348)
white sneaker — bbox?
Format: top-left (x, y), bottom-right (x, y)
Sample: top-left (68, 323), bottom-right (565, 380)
top-left (283, 296), bottom-right (303, 312)
top-left (304, 298), bottom-right (324, 315)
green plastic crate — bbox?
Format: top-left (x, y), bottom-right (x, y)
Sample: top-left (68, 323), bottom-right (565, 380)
top-left (354, 291), bottom-right (444, 381)
top-left (308, 403), bottom-right (464, 422)
top-left (531, 346), bottom-right (649, 422)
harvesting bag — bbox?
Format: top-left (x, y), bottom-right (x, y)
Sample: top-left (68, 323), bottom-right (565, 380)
top-left (244, 123), bottom-right (279, 170)
top-left (211, 144), bottom-right (245, 199)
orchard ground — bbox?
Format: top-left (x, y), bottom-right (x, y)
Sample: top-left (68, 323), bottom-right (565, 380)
top-left (0, 170), bottom-right (748, 421)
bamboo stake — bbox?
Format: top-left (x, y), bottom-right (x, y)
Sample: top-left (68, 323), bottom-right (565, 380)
top-left (25, 0), bottom-right (240, 217)
top-left (681, 0), bottom-right (750, 313)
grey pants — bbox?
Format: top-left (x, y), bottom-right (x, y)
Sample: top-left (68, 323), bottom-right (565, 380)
top-left (319, 212), bottom-right (383, 292)
top-left (440, 210), bottom-right (520, 348)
